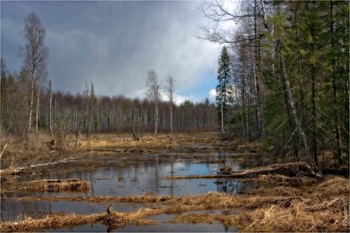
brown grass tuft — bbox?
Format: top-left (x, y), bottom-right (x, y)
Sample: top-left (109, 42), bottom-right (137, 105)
top-left (20, 179), bottom-right (90, 192)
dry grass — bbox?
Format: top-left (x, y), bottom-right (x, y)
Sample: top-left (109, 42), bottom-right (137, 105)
top-left (0, 212), bottom-right (112, 232)
top-left (19, 179), bottom-right (90, 192)
top-left (20, 193), bottom-right (174, 203)
top-left (170, 176), bottom-right (349, 232)
top-left (9, 176), bottom-right (349, 232)
top-left (0, 205), bottom-right (159, 232)
top-left (1, 132), bottom-right (349, 232)
top-left (0, 132), bottom-right (222, 171)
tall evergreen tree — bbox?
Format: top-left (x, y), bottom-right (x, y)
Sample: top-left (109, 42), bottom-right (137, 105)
top-left (216, 46), bottom-right (233, 137)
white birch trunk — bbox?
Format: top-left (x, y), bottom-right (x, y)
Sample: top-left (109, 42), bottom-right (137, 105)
top-left (170, 103), bottom-right (173, 139)
top-left (35, 89), bottom-right (40, 134)
top-left (49, 80), bottom-right (53, 140)
top-left (154, 102), bottom-right (158, 137)
top-left (28, 78), bottom-right (35, 134)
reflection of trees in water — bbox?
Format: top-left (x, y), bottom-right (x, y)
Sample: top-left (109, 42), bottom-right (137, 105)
top-left (154, 155), bottom-right (159, 192)
top-left (1, 192), bottom-right (52, 221)
top-left (215, 179), bottom-right (250, 194)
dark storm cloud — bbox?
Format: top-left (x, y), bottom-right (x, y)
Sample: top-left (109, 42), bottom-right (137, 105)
top-left (1, 1), bottom-right (220, 101)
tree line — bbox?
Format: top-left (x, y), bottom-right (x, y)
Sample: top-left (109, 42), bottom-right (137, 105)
top-left (0, 12), bottom-right (217, 147)
top-left (1, 60), bottom-right (217, 143)
top-left (203, 0), bottom-right (349, 167)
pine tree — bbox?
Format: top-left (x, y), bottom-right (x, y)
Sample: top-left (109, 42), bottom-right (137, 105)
top-left (216, 46), bottom-right (233, 137)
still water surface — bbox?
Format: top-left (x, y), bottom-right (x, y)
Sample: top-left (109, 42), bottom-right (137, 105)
top-left (1, 151), bottom-right (262, 232)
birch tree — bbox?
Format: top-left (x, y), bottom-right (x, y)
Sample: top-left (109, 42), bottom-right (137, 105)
top-left (48, 80), bottom-right (53, 140)
top-left (165, 75), bottom-right (175, 139)
top-left (22, 12), bottom-right (48, 142)
top-left (146, 70), bottom-right (161, 137)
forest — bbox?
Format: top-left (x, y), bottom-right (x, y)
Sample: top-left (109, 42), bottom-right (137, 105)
top-left (1, 0), bottom-right (348, 166)
top-left (0, 0), bottom-right (349, 232)
top-left (200, 0), bottom-right (349, 168)
top-left (0, 72), bottom-right (217, 143)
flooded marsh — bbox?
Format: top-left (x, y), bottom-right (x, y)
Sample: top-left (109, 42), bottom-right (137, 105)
top-left (0, 134), bottom-right (348, 232)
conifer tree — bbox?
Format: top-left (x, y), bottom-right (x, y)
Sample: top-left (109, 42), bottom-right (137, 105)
top-left (216, 46), bottom-right (233, 137)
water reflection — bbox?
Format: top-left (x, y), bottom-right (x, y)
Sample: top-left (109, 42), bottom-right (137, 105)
top-left (1, 151), bottom-right (261, 223)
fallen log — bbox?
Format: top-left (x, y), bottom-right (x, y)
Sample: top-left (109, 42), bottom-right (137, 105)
top-left (0, 158), bottom-right (70, 176)
top-left (164, 174), bottom-right (234, 179)
top-left (164, 162), bottom-right (316, 179)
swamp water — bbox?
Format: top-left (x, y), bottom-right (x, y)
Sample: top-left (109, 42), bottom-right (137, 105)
top-left (1, 151), bottom-right (263, 232)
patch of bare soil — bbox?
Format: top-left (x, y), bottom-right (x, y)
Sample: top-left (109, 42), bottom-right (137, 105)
top-left (1, 176), bottom-right (348, 232)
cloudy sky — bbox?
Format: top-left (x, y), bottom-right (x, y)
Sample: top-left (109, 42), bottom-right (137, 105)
top-left (1, 0), bottom-right (223, 104)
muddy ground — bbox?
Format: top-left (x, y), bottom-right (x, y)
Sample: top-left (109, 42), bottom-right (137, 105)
top-left (0, 132), bottom-right (349, 232)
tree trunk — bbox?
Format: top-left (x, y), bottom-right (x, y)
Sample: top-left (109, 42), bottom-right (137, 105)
top-left (48, 80), bottom-right (53, 140)
top-left (35, 88), bottom-right (40, 134)
top-left (277, 40), bottom-right (318, 171)
top-left (83, 89), bottom-right (88, 138)
top-left (330, 0), bottom-right (342, 163)
top-left (28, 78), bottom-right (35, 133)
top-left (170, 103), bottom-right (173, 139)
top-left (87, 82), bottom-right (94, 138)
top-left (154, 102), bottom-right (158, 137)
top-left (260, 0), bottom-right (320, 173)
top-left (220, 101), bottom-right (224, 137)
top-left (254, 0), bottom-right (263, 137)
top-left (311, 65), bottom-right (318, 165)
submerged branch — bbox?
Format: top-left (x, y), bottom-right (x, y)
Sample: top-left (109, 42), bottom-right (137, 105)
top-left (164, 162), bottom-right (315, 179)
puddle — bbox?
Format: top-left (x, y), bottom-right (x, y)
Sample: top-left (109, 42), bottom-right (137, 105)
top-left (51, 223), bottom-right (106, 232)
top-left (36, 153), bottom-right (257, 197)
top-left (118, 223), bottom-right (237, 232)
top-left (1, 151), bottom-right (261, 227)
top-left (0, 196), bottom-right (143, 221)
top-left (52, 222), bottom-right (237, 232)
top-left (147, 213), bottom-right (176, 222)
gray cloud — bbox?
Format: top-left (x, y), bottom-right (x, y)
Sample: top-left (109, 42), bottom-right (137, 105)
top-left (1, 1), bottom-right (220, 102)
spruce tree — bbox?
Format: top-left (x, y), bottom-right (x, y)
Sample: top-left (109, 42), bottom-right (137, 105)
top-left (216, 46), bottom-right (233, 137)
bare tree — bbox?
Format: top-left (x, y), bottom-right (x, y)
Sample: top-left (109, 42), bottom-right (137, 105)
top-left (146, 70), bottom-right (161, 137)
top-left (86, 81), bottom-right (94, 138)
top-left (35, 87), bottom-right (40, 134)
top-left (48, 80), bottom-right (53, 140)
top-left (199, 0), bottom-right (265, 139)
top-left (22, 12), bottom-right (48, 142)
top-left (165, 75), bottom-right (175, 140)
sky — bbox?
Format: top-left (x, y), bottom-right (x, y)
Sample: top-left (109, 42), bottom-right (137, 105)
top-left (1, 0), bottom-right (223, 104)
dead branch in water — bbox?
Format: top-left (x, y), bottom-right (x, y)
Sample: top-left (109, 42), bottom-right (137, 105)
top-left (0, 158), bottom-right (70, 176)
top-left (164, 162), bottom-right (316, 179)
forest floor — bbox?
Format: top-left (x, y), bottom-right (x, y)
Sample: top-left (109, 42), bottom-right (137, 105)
top-left (0, 132), bottom-right (349, 232)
